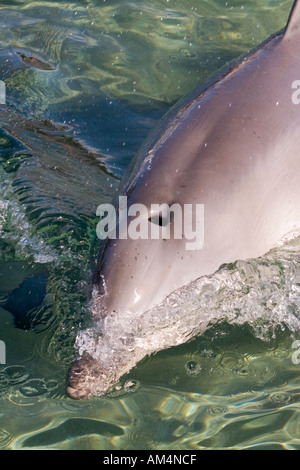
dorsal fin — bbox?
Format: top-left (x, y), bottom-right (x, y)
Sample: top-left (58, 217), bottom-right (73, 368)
top-left (284, 0), bottom-right (300, 39)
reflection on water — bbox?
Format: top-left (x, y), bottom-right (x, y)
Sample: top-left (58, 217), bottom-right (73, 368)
top-left (0, 0), bottom-right (299, 450)
top-left (1, 321), bottom-right (300, 450)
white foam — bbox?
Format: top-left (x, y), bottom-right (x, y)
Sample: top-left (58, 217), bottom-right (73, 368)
top-left (0, 176), bottom-right (56, 263)
top-left (74, 232), bottom-right (300, 392)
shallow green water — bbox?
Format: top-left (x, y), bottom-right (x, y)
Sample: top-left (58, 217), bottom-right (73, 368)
top-left (0, 0), bottom-right (300, 450)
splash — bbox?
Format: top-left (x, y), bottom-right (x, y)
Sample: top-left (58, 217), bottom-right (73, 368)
top-left (0, 171), bottom-right (56, 264)
top-left (68, 230), bottom-right (300, 399)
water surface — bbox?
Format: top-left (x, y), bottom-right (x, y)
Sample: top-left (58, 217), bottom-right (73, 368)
top-left (0, 0), bottom-right (300, 450)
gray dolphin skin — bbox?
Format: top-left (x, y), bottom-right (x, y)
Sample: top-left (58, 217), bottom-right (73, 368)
top-left (67, 0), bottom-right (300, 399)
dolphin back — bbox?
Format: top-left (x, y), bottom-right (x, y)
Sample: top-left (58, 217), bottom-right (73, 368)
top-left (284, 0), bottom-right (300, 38)
top-left (121, 0), bottom-right (300, 197)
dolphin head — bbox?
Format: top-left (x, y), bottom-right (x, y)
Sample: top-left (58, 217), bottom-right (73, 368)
top-left (94, 155), bottom-right (202, 316)
top-left (68, 0), bottom-right (300, 399)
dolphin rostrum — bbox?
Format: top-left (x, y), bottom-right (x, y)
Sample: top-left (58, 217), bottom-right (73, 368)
top-left (67, 0), bottom-right (300, 399)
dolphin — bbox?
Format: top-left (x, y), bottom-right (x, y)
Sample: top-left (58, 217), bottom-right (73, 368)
top-left (67, 0), bottom-right (300, 399)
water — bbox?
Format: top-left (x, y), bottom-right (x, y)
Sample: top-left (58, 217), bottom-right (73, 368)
top-left (0, 0), bottom-right (300, 450)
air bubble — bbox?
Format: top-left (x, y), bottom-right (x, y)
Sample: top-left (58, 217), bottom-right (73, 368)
top-left (185, 360), bottom-right (202, 375)
top-left (124, 379), bottom-right (140, 393)
top-left (179, 48), bottom-right (197, 59)
top-left (2, 365), bottom-right (30, 385)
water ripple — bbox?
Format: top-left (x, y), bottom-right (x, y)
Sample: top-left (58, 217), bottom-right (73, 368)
top-left (0, 0), bottom-right (299, 452)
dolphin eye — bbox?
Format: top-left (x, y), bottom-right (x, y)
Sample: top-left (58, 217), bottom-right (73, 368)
top-left (149, 214), bottom-right (164, 226)
top-left (148, 207), bottom-right (170, 227)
